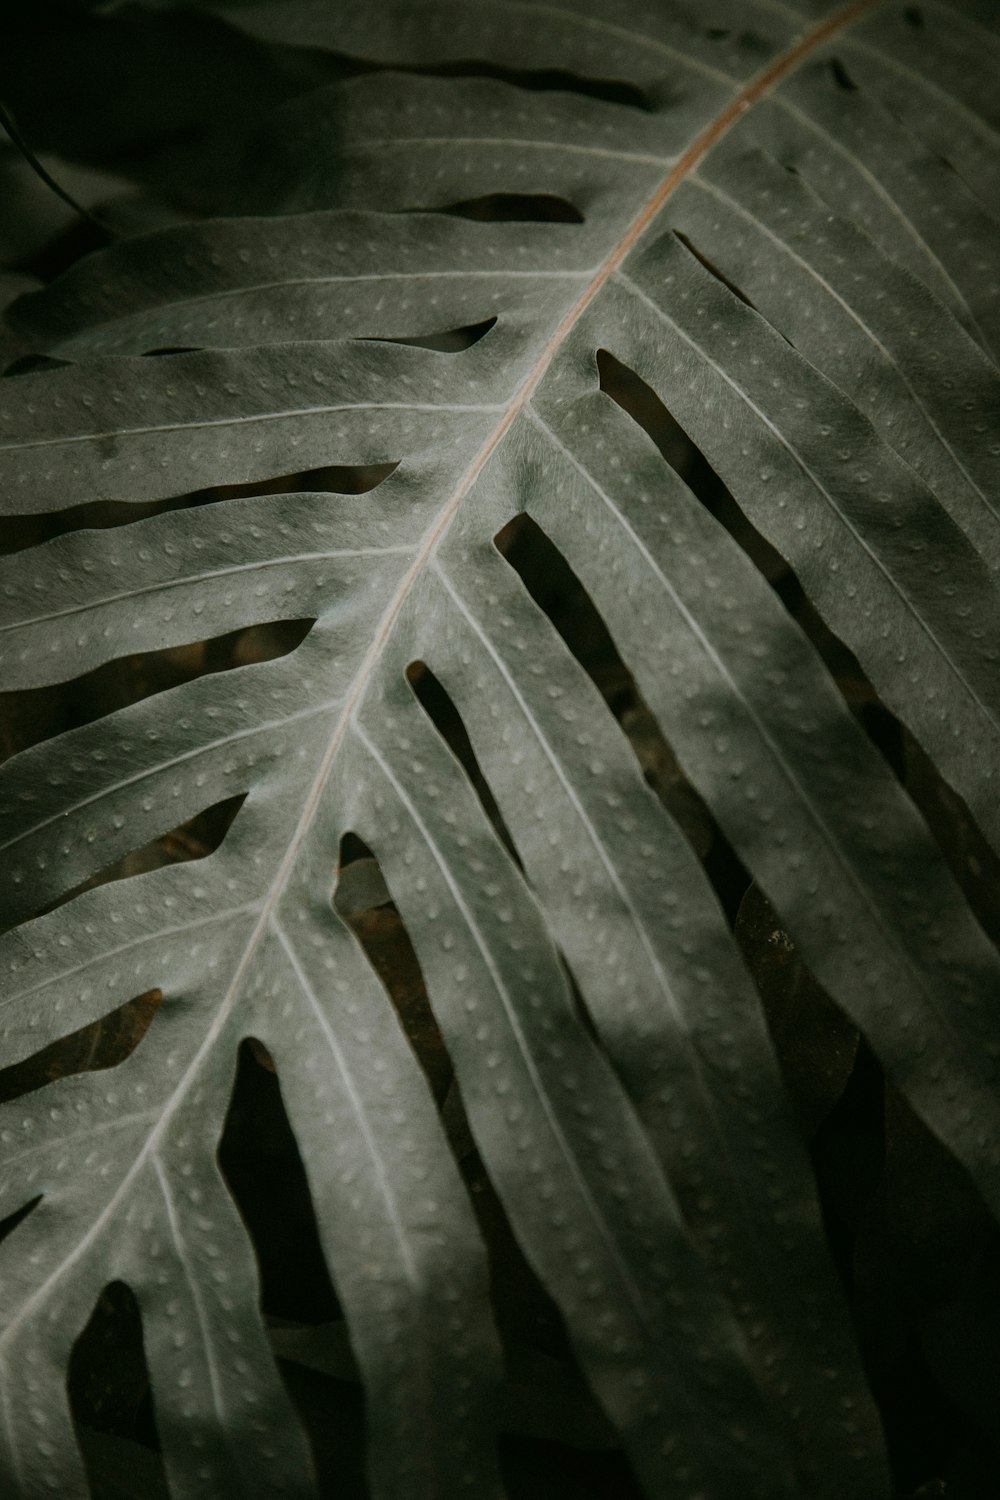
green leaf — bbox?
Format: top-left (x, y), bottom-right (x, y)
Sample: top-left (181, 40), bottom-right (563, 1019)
top-left (1, 2), bottom-right (998, 1496)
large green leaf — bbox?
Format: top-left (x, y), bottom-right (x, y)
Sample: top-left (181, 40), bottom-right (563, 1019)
top-left (1, 1), bottom-right (998, 1496)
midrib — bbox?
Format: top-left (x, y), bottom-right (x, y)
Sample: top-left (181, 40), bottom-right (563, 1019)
top-left (251, 0), bottom-right (887, 947)
top-left (2, 0), bottom-right (886, 1346)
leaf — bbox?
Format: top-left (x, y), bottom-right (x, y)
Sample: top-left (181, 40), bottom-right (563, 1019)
top-left (1, 2), bottom-right (998, 1497)
top-left (267, 1317), bottom-right (618, 1450)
